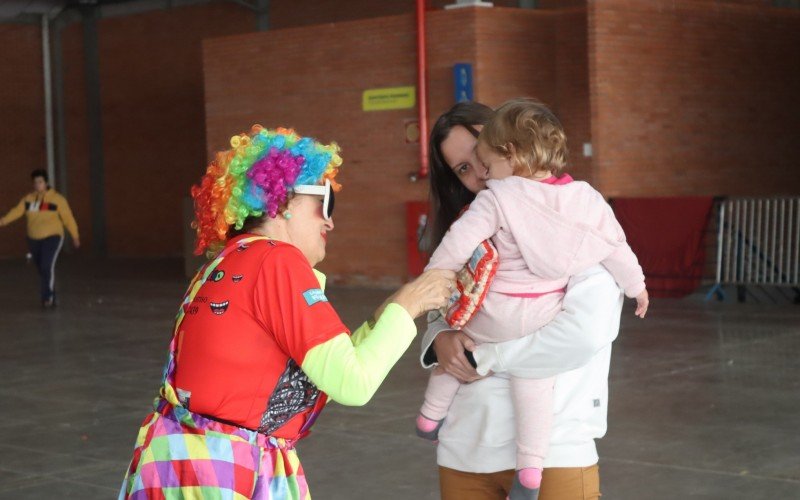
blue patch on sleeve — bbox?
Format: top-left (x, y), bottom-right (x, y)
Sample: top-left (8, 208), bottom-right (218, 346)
top-left (302, 288), bottom-right (328, 306)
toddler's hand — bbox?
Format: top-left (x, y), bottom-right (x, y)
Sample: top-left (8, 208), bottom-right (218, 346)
top-left (635, 289), bottom-right (649, 318)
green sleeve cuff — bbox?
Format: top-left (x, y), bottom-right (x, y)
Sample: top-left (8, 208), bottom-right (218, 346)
top-left (301, 302), bottom-right (416, 406)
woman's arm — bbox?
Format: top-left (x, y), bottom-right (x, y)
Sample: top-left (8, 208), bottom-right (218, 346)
top-left (472, 265), bottom-right (623, 379)
top-left (0, 198), bottom-right (26, 227)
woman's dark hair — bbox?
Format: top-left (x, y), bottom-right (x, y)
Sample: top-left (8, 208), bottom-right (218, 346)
top-left (30, 169), bottom-right (48, 182)
top-left (422, 101), bottom-right (494, 252)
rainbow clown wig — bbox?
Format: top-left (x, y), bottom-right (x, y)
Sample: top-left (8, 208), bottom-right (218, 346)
top-left (191, 125), bottom-right (342, 256)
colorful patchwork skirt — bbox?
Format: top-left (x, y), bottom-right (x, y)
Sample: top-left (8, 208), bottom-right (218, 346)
top-left (119, 398), bottom-right (310, 500)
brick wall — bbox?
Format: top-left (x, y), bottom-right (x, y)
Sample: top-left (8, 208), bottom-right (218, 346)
top-left (269, 0), bottom-right (518, 29)
top-left (204, 7), bottom-right (589, 283)
top-left (59, 3), bottom-right (254, 257)
top-left (0, 6), bottom-right (258, 261)
top-left (554, 6), bottom-right (592, 183)
top-left (0, 2), bottom-right (519, 262)
top-left (473, 7), bottom-right (592, 181)
top-left (3, 0), bottom-right (798, 285)
top-left (589, 0), bottom-right (800, 198)
top-left (61, 23), bottom-right (91, 256)
top-left (539, 0), bottom-right (586, 7)
top-left (204, 10), bottom-right (479, 284)
top-left (0, 25), bottom-right (45, 257)
top-left (474, 9), bottom-right (557, 107)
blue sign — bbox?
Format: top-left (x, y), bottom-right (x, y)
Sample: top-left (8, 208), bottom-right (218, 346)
top-left (453, 63), bottom-right (473, 103)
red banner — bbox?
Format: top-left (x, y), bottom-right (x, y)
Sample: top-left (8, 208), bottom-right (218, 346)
top-left (613, 197), bottom-right (715, 298)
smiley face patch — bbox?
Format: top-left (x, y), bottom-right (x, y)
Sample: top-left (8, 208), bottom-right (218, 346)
top-left (209, 300), bottom-right (229, 315)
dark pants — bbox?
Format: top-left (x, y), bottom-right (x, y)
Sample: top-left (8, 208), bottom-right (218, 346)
top-left (27, 235), bottom-right (64, 303)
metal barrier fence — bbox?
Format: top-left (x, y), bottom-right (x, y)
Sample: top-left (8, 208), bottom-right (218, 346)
top-left (707, 197), bottom-right (800, 300)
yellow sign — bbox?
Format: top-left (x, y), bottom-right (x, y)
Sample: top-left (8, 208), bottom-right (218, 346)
top-left (362, 86), bottom-right (416, 111)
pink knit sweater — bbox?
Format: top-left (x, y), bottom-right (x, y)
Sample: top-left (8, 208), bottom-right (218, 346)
top-left (426, 175), bottom-right (645, 298)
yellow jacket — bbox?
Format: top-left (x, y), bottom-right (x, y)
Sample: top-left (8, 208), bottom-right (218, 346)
top-left (0, 189), bottom-right (79, 240)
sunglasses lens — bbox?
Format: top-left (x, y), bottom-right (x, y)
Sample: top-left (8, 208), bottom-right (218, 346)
top-left (326, 189), bottom-right (335, 220)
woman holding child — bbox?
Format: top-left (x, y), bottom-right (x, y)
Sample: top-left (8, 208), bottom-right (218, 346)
top-left (420, 100), bottom-right (641, 500)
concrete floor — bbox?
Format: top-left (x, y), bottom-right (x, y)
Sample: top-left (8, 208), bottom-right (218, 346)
top-left (0, 257), bottom-right (798, 499)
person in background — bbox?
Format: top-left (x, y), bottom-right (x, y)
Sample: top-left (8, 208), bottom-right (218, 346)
top-left (0, 169), bottom-right (80, 307)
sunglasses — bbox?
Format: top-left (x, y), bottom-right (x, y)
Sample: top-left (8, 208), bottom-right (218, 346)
top-left (293, 179), bottom-right (335, 221)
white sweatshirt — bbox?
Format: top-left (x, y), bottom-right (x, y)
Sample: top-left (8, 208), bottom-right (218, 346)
top-left (419, 265), bottom-right (622, 472)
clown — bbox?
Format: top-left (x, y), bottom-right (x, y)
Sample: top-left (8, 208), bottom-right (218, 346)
top-left (118, 125), bottom-right (454, 499)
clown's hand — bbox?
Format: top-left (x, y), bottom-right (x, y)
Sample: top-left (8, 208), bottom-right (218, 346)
top-left (387, 269), bottom-right (456, 320)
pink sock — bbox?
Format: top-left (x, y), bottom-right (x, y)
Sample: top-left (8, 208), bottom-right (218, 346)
top-left (518, 468), bottom-right (542, 489)
top-left (416, 414), bottom-right (440, 432)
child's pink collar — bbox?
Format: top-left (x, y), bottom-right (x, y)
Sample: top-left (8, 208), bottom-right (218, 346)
top-left (539, 174), bottom-right (574, 185)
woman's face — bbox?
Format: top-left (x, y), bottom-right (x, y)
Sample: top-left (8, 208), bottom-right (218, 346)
top-left (32, 176), bottom-right (47, 193)
top-left (285, 194), bottom-right (334, 267)
top-left (440, 125), bottom-right (489, 194)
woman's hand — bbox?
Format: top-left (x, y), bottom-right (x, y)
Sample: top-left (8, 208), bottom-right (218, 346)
top-left (433, 331), bottom-right (482, 383)
top-left (380, 269), bottom-right (455, 321)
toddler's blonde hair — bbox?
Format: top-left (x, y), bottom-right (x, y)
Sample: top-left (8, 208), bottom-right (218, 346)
top-left (480, 98), bottom-right (568, 177)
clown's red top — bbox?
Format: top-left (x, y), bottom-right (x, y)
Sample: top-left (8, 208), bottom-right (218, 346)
top-left (174, 235), bottom-right (347, 438)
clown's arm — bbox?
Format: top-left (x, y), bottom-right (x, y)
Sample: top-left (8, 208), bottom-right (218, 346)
top-left (257, 245), bottom-right (419, 407)
top-left (301, 304), bottom-right (416, 406)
